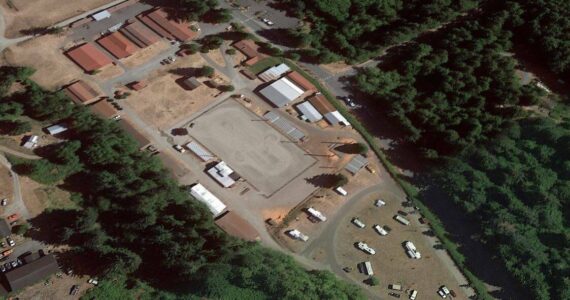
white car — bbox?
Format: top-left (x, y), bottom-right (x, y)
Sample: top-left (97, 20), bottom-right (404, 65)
top-left (88, 278), bottom-right (99, 285)
top-left (373, 225), bottom-right (388, 236)
top-left (335, 186), bottom-right (348, 196)
top-left (0, 199), bottom-right (7, 206)
top-left (352, 217), bottom-right (366, 228)
top-left (409, 290), bottom-right (418, 300)
top-left (173, 145), bottom-right (186, 153)
top-left (375, 199), bottom-right (386, 207)
top-left (356, 242), bottom-right (375, 255)
top-left (439, 286), bottom-right (450, 296)
top-left (262, 18), bottom-right (274, 25)
top-left (437, 290), bottom-right (447, 298)
top-left (288, 229), bottom-right (309, 242)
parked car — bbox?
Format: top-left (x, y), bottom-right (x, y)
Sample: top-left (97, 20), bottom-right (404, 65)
top-left (173, 144), bottom-right (186, 153)
top-left (10, 261), bottom-right (17, 268)
top-left (261, 18), bottom-right (274, 25)
top-left (88, 278), bottom-right (99, 285)
top-left (373, 225), bottom-right (388, 236)
top-left (0, 199), bottom-right (7, 206)
top-left (6, 237), bottom-right (15, 247)
top-left (70, 285), bottom-right (80, 295)
top-left (0, 265), bottom-right (5, 272)
top-left (409, 290), bottom-right (418, 300)
top-left (388, 292), bottom-right (401, 298)
top-left (344, 97), bottom-right (356, 107)
top-left (4, 263), bottom-right (11, 271)
top-left (356, 242), bottom-right (376, 255)
top-left (352, 217), bottom-right (366, 228)
top-left (375, 199), bottom-right (386, 207)
top-left (335, 186), bottom-right (348, 196)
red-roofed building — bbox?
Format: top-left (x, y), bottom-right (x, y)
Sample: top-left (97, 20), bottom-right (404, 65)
top-left (66, 43), bottom-right (113, 72)
top-left (233, 39), bottom-right (264, 66)
top-left (138, 8), bottom-right (196, 41)
top-left (286, 71), bottom-right (316, 92)
top-left (97, 32), bottom-right (138, 59)
top-left (120, 21), bottom-right (160, 48)
top-left (129, 80), bottom-right (147, 91)
top-left (64, 80), bottom-right (100, 105)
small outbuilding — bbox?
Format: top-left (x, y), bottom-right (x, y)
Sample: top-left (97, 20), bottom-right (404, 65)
top-left (182, 77), bottom-right (202, 90)
top-left (207, 161), bottom-right (238, 188)
top-left (324, 111), bottom-right (351, 126)
top-left (345, 154), bottom-right (369, 175)
top-left (45, 124), bottom-right (68, 135)
top-left (258, 63), bottom-right (290, 82)
top-left (129, 80), bottom-right (147, 91)
top-left (22, 135), bottom-right (39, 149)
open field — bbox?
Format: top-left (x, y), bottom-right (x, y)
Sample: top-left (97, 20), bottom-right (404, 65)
top-left (125, 54), bottom-right (227, 129)
top-left (122, 40), bottom-right (169, 69)
top-left (335, 191), bottom-right (467, 299)
top-left (188, 99), bottom-right (316, 196)
top-left (0, 0), bottom-right (114, 38)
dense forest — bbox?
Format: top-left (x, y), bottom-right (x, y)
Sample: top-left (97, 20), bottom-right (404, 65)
top-left (354, 12), bottom-right (544, 158)
top-left (0, 67), bottom-right (363, 299)
top-left (278, 0), bottom-right (478, 63)
top-left (428, 118), bottom-right (570, 300)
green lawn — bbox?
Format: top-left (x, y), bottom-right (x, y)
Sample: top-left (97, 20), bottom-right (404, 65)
top-left (248, 57), bottom-right (285, 74)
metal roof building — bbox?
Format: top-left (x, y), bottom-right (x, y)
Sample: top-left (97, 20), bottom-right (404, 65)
top-left (138, 8), bottom-right (196, 42)
top-left (66, 43), bottom-right (113, 72)
top-left (182, 77), bottom-right (202, 90)
top-left (264, 111), bottom-right (305, 142)
top-left (185, 141), bottom-right (214, 161)
top-left (5, 254), bottom-right (59, 292)
top-left (309, 93), bottom-right (335, 114)
top-left (207, 161), bottom-right (237, 188)
top-left (258, 63), bottom-right (290, 82)
top-left (345, 154), bottom-right (369, 175)
top-left (64, 80), bottom-right (100, 105)
top-left (324, 111), bottom-right (351, 126)
top-left (296, 101), bottom-right (323, 122)
top-left (120, 21), bottom-right (160, 48)
top-left (92, 10), bottom-right (111, 21)
top-left (45, 124), bottom-right (68, 135)
top-left (259, 77), bottom-right (304, 108)
top-left (189, 183), bottom-right (226, 217)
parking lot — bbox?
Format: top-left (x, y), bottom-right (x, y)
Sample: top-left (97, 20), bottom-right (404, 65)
top-left (333, 190), bottom-right (467, 299)
top-left (187, 99), bottom-right (316, 196)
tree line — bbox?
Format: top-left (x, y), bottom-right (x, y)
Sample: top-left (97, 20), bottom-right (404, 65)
top-left (0, 67), bottom-right (363, 299)
top-left (278, 0), bottom-right (478, 63)
top-left (427, 118), bottom-right (570, 300)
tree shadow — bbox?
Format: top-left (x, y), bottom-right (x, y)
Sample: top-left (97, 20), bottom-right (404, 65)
top-left (171, 128), bottom-right (188, 136)
top-left (256, 28), bottom-right (297, 48)
top-left (305, 173), bottom-right (344, 188)
top-left (335, 143), bottom-right (364, 154)
top-left (26, 209), bottom-right (80, 246)
top-left (168, 67), bottom-right (200, 77)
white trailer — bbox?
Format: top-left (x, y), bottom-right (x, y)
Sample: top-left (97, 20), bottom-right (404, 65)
top-left (288, 229), bottom-right (309, 242)
top-left (394, 214), bottom-right (410, 225)
top-left (307, 207), bottom-right (327, 222)
top-left (361, 261), bottom-right (374, 275)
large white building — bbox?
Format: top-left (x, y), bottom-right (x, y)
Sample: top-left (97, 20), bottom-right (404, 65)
top-left (259, 77), bottom-right (304, 108)
top-left (207, 161), bottom-right (237, 188)
top-left (189, 183), bottom-right (226, 217)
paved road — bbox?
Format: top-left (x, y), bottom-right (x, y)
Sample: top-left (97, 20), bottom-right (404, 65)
top-left (0, 146), bottom-right (40, 160)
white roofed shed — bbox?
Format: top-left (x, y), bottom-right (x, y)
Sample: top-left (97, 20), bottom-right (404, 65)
top-left (92, 10), bottom-right (111, 21)
top-left (296, 101), bottom-right (323, 122)
top-left (189, 183), bottom-right (226, 217)
top-left (259, 77), bottom-right (304, 108)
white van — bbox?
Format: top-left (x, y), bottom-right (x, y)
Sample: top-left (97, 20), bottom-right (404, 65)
top-left (362, 261), bottom-right (373, 275)
top-left (394, 214), bottom-right (410, 225)
top-left (352, 217), bottom-right (366, 228)
top-left (409, 289), bottom-right (418, 300)
top-left (335, 186), bottom-right (348, 196)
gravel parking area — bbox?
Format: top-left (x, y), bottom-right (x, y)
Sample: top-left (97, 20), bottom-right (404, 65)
top-left (188, 99), bottom-right (316, 196)
top-left (334, 191), bottom-right (467, 299)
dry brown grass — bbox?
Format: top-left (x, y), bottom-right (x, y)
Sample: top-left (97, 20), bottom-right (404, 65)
top-left (125, 54), bottom-right (229, 129)
top-left (3, 35), bottom-right (84, 89)
top-left (320, 61), bottom-right (352, 75)
top-left (1, 0), bottom-right (115, 38)
top-left (0, 164), bottom-right (13, 203)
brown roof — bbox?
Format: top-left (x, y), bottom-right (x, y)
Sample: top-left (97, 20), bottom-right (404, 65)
top-left (215, 211), bottom-right (260, 241)
top-left (130, 80), bottom-right (147, 91)
top-left (66, 43), bottom-right (113, 72)
top-left (137, 14), bottom-right (173, 39)
top-left (233, 39), bottom-right (260, 59)
top-left (140, 8), bottom-right (196, 41)
top-left (89, 100), bottom-right (118, 119)
top-left (121, 21), bottom-right (160, 47)
top-left (309, 93), bottom-right (335, 114)
top-left (117, 119), bottom-right (151, 149)
top-left (5, 254), bottom-right (59, 292)
top-left (97, 32), bottom-right (138, 59)
top-left (287, 71), bottom-right (316, 92)
top-left (64, 80), bottom-right (100, 105)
